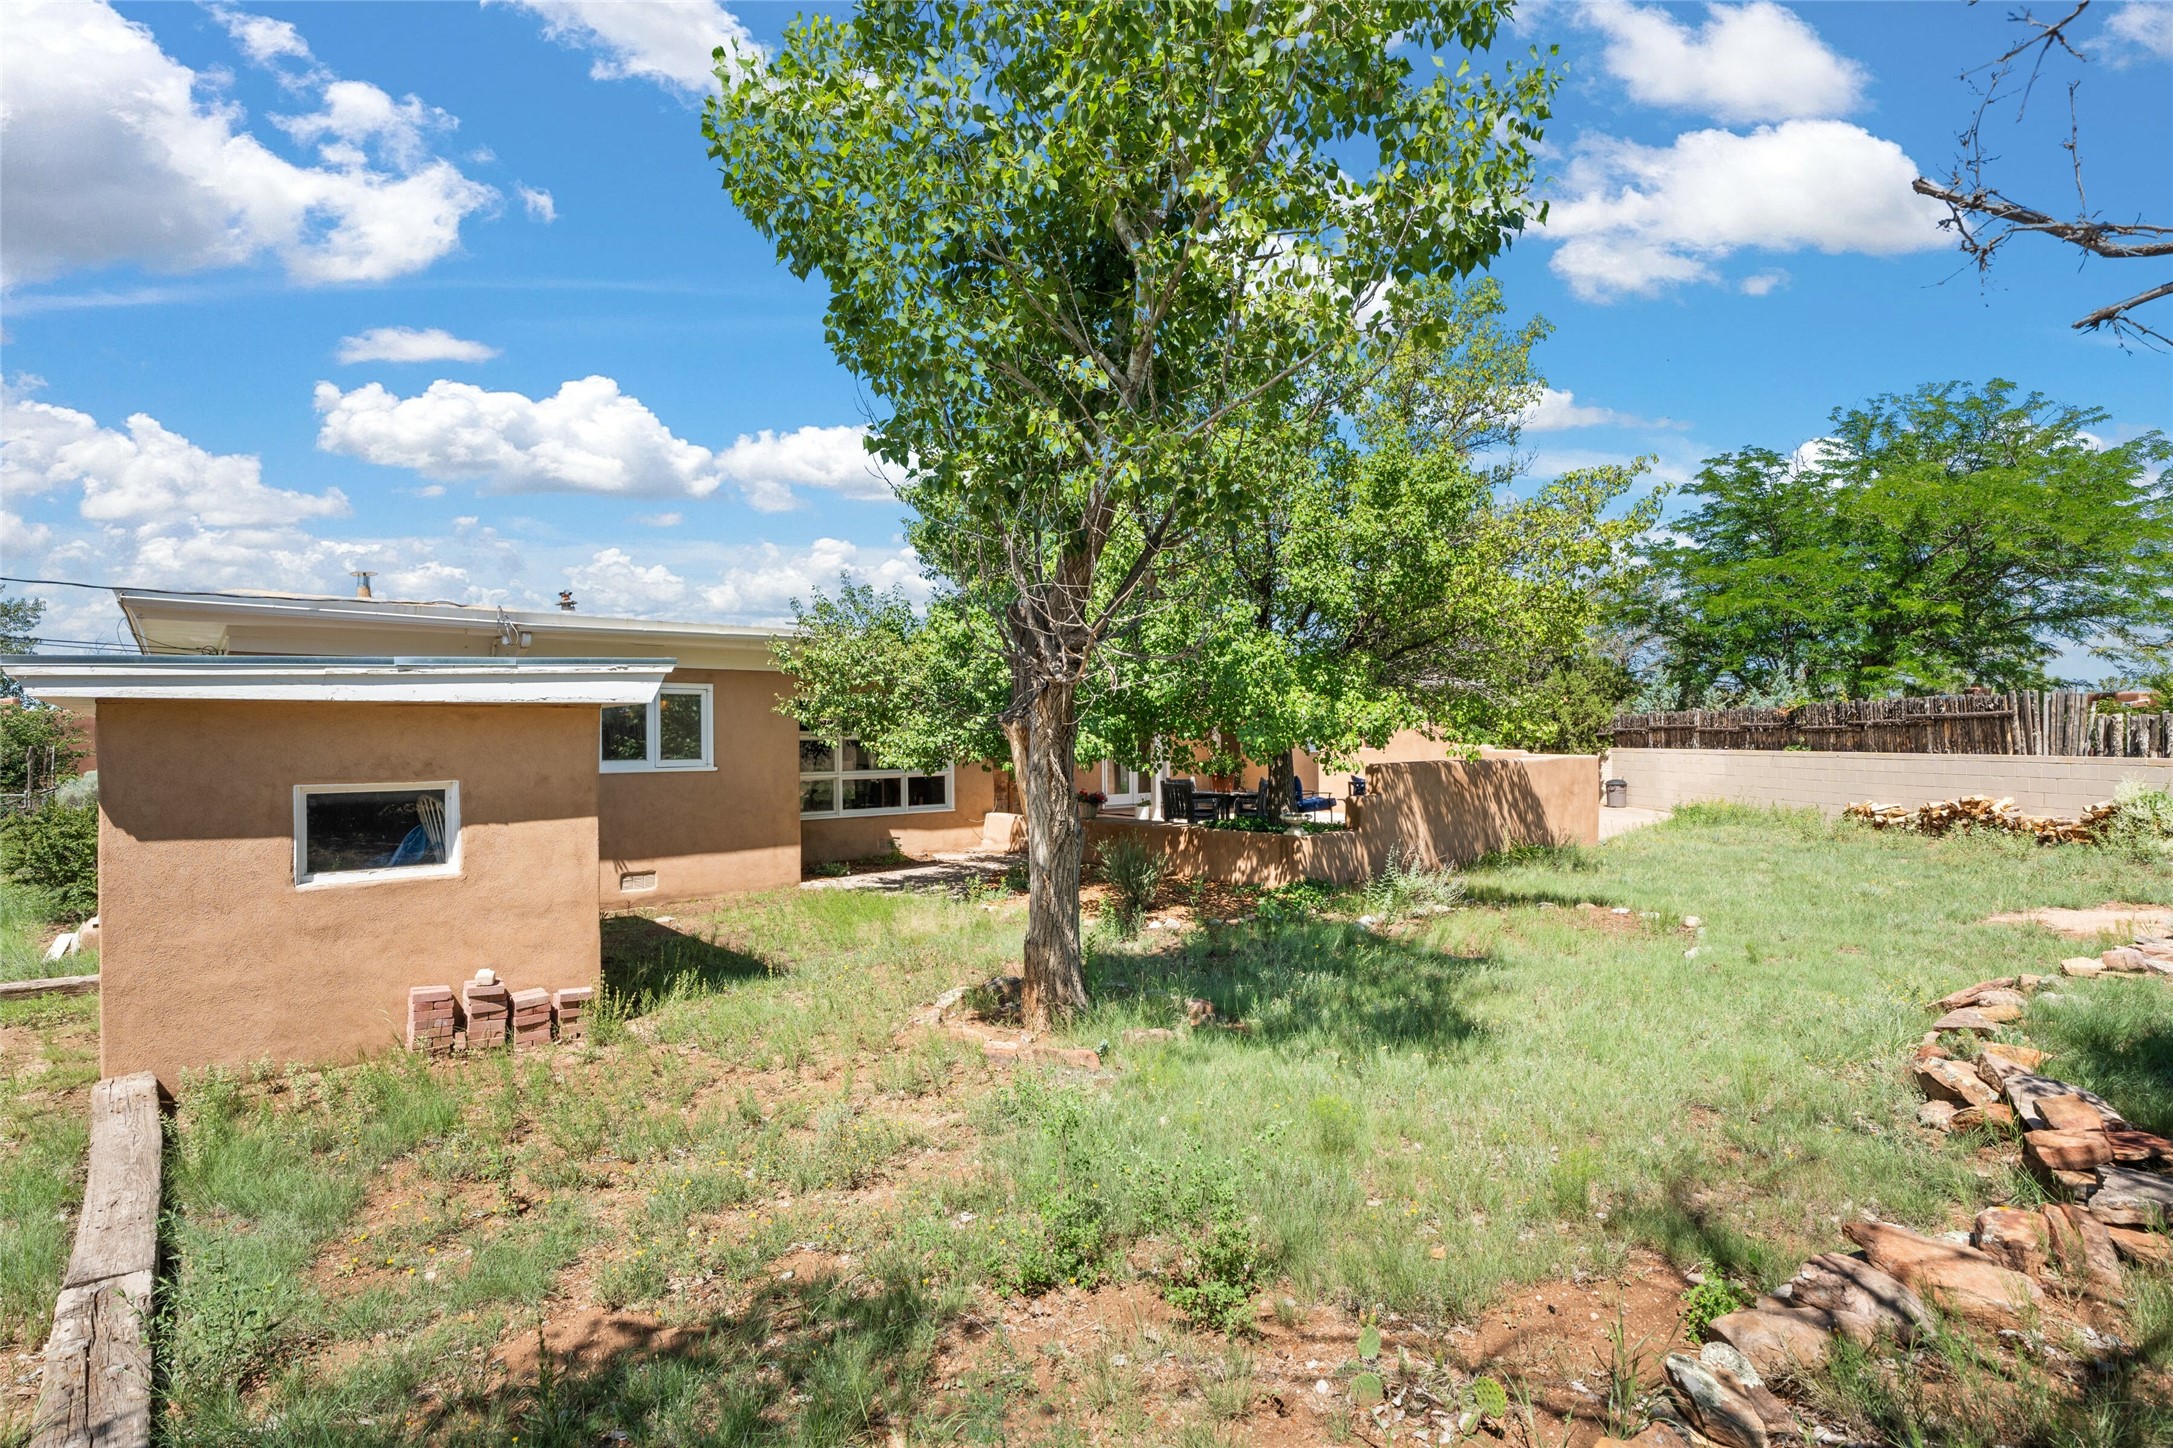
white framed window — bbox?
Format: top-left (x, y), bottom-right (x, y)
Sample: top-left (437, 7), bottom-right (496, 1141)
top-left (294, 781), bottom-right (460, 888)
top-left (601, 684), bottom-right (714, 772)
top-left (798, 728), bottom-right (953, 818)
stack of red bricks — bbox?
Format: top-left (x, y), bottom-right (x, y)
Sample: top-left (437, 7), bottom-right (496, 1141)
top-left (553, 986), bottom-right (593, 1043)
top-left (406, 986), bottom-right (456, 1057)
top-left (511, 987), bottom-right (553, 1049)
top-left (463, 976), bottom-right (511, 1049)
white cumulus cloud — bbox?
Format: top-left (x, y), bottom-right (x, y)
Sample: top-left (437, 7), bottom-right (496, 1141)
top-left (314, 377), bottom-right (900, 509)
top-left (2106, 1), bottom-right (2173, 61)
top-left (1520, 386), bottom-right (1673, 431)
top-left (1545, 120), bottom-right (1947, 301)
top-left (718, 425), bottom-right (900, 511)
top-left (496, 0), bottom-right (761, 93)
top-left (519, 185), bottom-right (557, 222)
top-left (314, 376), bottom-right (723, 499)
top-left (566, 538), bottom-right (927, 621)
top-left (0, 0), bottom-right (495, 287)
top-left (337, 327), bottom-right (501, 365)
top-left (1582, 0), bottom-right (1867, 123)
top-left (3, 386), bottom-right (349, 528)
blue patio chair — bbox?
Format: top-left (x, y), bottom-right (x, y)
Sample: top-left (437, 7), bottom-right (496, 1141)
top-left (1289, 775), bottom-right (1333, 816)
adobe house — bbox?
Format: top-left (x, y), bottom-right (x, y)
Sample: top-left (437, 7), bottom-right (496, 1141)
top-left (113, 587), bottom-right (1007, 900)
top-left (1, 654), bottom-right (673, 1088)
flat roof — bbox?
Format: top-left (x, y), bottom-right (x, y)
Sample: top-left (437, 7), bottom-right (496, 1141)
top-left (0, 654), bottom-right (677, 710)
top-left (113, 586), bottom-right (789, 642)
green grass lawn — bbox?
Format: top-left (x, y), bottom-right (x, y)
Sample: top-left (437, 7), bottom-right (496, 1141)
top-left (40, 807), bottom-right (2166, 1447)
top-left (0, 893), bottom-right (98, 1372)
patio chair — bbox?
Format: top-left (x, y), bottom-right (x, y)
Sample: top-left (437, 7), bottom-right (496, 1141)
top-left (1288, 775), bottom-right (1333, 816)
top-left (1161, 778), bottom-right (1219, 825)
top-left (1231, 777), bottom-right (1276, 822)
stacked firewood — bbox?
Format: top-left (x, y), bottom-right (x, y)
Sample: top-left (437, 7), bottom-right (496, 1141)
top-left (1844, 795), bottom-right (2118, 843)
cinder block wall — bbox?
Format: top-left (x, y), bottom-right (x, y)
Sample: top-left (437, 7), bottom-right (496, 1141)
top-left (1608, 748), bottom-right (2173, 817)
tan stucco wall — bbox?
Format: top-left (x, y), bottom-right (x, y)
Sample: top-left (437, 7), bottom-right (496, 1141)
top-left (1086, 753), bottom-right (1599, 886)
top-left (801, 763), bottom-right (1001, 865)
top-left (1609, 747), bottom-right (2173, 817)
top-left (95, 699), bottom-right (602, 1089)
top-left (597, 667), bottom-right (801, 905)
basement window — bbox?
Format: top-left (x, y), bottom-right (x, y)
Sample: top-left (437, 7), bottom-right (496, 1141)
top-left (294, 783), bottom-right (460, 887)
top-left (798, 728), bottom-right (952, 818)
top-left (601, 684), bottom-right (714, 772)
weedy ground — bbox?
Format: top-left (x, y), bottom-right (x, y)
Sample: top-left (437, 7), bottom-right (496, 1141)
top-left (3, 806), bottom-right (2169, 1446)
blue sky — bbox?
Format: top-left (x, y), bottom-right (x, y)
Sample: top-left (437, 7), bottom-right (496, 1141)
top-left (3, 0), bottom-right (2169, 666)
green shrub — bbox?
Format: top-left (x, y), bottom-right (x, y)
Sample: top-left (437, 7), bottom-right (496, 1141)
top-left (0, 705), bottom-right (79, 794)
top-left (1097, 835), bottom-right (1166, 937)
top-left (1679, 1267), bottom-right (1749, 1342)
top-left (1163, 1180), bottom-right (1265, 1334)
top-left (2101, 779), bottom-right (2173, 862)
top-left (0, 800), bottom-right (96, 921)
top-left (1361, 846), bottom-right (1463, 921)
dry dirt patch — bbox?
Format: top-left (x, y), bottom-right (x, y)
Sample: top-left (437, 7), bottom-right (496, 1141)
top-left (1982, 902), bottom-right (2173, 939)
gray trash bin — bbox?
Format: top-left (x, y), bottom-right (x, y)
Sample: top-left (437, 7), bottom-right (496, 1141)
top-left (1603, 778), bottom-right (1628, 808)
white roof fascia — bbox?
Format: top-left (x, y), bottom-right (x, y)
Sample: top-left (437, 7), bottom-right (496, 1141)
top-left (113, 588), bottom-right (789, 668)
top-left (0, 656), bottom-right (676, 710)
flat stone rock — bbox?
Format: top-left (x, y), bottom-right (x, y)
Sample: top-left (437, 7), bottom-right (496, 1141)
top-left (1950, 1103), bottom-right (2018, 1131)
top-left (1933, 977), bottom-right (2015, 1010)
top-left (2107, 1226), bottom-right (2171, 1267)
top-left (2089, 1166), bottom-right (2173, 1228)
top-left (2107, 1128), bottom-right (2173, 1167)
top-left (2041, 1204), bottom-right (2123, 1302)
top-left (1843, 1220), bottom-right (2042, 1329)
top-left (1785, 1252), bottom-right (1931, 1345)
top-left (2060, 956), bottom-right (2105, 978)
top-left (1708, 1306), bottom-right (1834, 1378)
top-left (1998, 1069), bottom-right (2127, 1131)
top-left (1929, 1007), bottom-right (2002, 1034)
top-left (1914, 1057), bottom-right (1999, 1108)
top-left (1917, 1100), bottom-right (1958, 1130)
top-left (2036, 1095), bottom-right (2108, 1133)
top-left (2026, 1129), bottom-right (2115, 1174)
top-left (1664, 1353), bottom-right (1767, 1448)
top-left (2101, 947), bottom-right (2150, 973)
top-left (1981, 1042), bottom-right (2048, 1072)
top-left (1973, 1207), bottom-right (2047, 1277)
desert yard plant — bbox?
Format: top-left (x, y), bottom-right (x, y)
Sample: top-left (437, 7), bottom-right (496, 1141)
top-left (1096, 834), bottom-right (1167, 938)
top-left (1361, 846), bottom-right (1466, 921)
top-left (2101, 778), bottom-right (2173, 862)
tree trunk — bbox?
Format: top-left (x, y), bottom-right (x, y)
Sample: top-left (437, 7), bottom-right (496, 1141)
top-left (1019, 677), bottom-right (1088, 1028)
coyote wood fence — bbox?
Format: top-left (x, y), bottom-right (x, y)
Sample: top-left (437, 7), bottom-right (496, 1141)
top-left (31, 1073), bottom-right (161, 1448)
top-left (1609, 691), bottom-right (2171, 759)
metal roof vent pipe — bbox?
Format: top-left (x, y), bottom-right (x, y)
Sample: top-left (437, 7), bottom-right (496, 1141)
top-left (351, 570), bottom-right (375, 599)
top-left (557, 591), bottom-right (577, 612)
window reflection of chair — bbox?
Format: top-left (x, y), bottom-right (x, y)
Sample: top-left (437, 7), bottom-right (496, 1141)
top-left (417, 793), bottom-right (447, 855)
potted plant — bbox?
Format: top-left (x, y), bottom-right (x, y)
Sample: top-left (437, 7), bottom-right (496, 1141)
top-left (1076, 789), bottom-right (1107, 820)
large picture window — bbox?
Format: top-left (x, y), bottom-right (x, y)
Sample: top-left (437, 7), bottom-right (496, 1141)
top-left (601, 684), bottom-right (713, 772)
top-left (294, 782), bottom-right (460, 887)
top-left (798, 729), bottom-right (952, 818)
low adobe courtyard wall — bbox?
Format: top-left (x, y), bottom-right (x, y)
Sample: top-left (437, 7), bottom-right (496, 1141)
top-left (1608, 748), bottom-right (2173, 818)
top-left (1085, 753), bottom-right (1599, 887)
top-left (96, 699), bottom-right (603, 1089)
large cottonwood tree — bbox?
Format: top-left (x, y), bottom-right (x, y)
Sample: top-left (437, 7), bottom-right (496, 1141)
top-left (707, 1), bottom-right (1556, 1024)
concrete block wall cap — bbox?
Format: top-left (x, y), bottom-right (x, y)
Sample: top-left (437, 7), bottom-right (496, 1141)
top-left (509, 987), bottom-right (550, 1007)
top-left (554, 987), bottom-right (595, 1003)
top-left (409, 985), bottom-right (455, 1001)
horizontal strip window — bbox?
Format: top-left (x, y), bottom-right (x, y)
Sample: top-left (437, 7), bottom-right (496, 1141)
top-left (293, 781), bottom-right (460, 888)
top-left (798, 730), bottom-right (952, 818)
top-left (602, 684), bottom-right (714, 772)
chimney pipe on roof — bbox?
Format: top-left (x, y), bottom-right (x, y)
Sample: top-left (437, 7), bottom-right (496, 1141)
top-left (351, 570), bottom-right (375, 600)
top-left (557, 590), bottom-right (577, 612)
